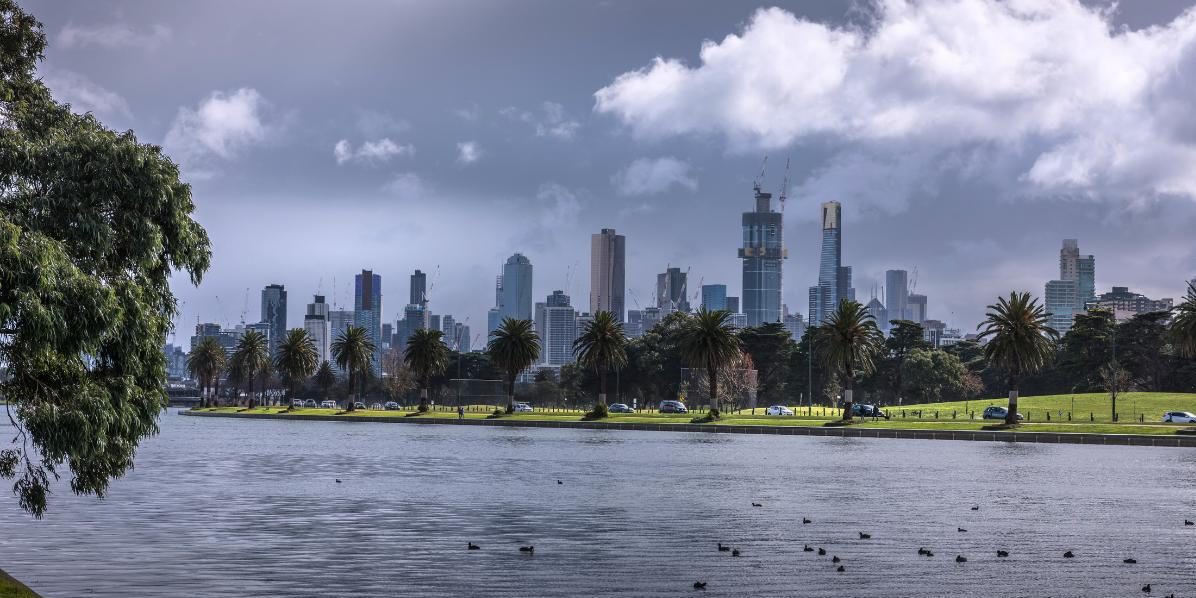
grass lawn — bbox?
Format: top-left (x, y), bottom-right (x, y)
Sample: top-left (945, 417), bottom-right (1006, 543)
top-left (0, 569), bottom-right (40, 598)
top-left (873, 392), bottom-right (1196, 424)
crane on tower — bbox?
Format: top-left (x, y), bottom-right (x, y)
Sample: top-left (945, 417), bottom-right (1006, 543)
top-left (778, 156), bottom-right (790, 213)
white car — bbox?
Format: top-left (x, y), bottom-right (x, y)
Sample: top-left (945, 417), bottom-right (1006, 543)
top-left (765, 405), bottom-right (794, 416)
top-left (514, 403), bottom-right (534, 413)
top-left (1162, 411), bottom-right (1196, 423)
top-left (319, 400), bottom-right (337, 409)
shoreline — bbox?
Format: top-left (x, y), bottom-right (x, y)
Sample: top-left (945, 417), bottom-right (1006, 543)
top-left (181, 409), bottom-right (1196, 448)
top-left (0, 567), bottom-right (42, 598)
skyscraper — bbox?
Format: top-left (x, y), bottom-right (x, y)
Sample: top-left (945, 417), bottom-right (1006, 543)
top-left (865, 296), bottom-right (887, 330)
top-left (701, 284), bottom-right (728, 311)
top-left (656, 267), bottom-right (690, 314)
top-left (885, 270), bottom-right (910, 323)
top-left (1046, 239), bottom-right (1097, 334)
top-left (354, 269), bottom-right (382, 376)
top-left (590, 228), bottom-right (626, 321)
top-left (726, 296), bottom-right (740, 314)
top-left (500, 253), bottom-right (533, 322)
top-left (809, 201), bottom-right (850, 325)
top-left (740, 183), bottom-right (785, 326)
top-left (907, 294), bottom-right (927, 324)
top-left (410, 269), bottom-right (427, 306)
top-left (260, 284), bottom-right (287, 357)
top-left (539, 291), bottom-right (578, 366)
top-left (304, 295), bottom-right (330, 365)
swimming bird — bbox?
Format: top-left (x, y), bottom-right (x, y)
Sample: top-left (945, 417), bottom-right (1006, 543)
top-left (924, 550), bottom-right (935, 557)
top-left (803, 545), bottom-right (814, 552)
top-left (802, 518), bottom-right (811, 524)
top-left (1141, 583), bottom-right (1151, 593)
top-left (692, 581), bottom-right (707, 590)
top-left (971, 505), bottom-right (979, 511)
top-left (717, 543), bottom-right (730, 552)
top-left (335, 479), bottom-right (342, 483)
top-left (519, 546), bottom-right (534, 553)
top-left (918, 548), bottom-right (930, 556)
top-left (731, 549), bottom-right (741, 557)
top-left (557, 480), bottom-right (563, 485)
top-left (832, 556), bottom-right (841, 563)
top-left (996, 550), bottom-right (1008, 558)
top-left (1124, 558), bottom-right (1137, 564)
top-left (859, 532), bottom-right (871, 539)
top-left (752, 502), bottom-right (763, 507)
top-left (957, 527), bottom-right (967, 533)
top-left (1063, 551), bottom-right (1074, 558)
top-left (836, 565), bottom-right (845, 572)
top-left (818, 548), bottom-right (826, 556)
top-left (468, 542), bottom-right (480, 550)
top-left (956, 555), bottom-right (967, 563)
top-left (1185, 520), bottom-right (1193, 526)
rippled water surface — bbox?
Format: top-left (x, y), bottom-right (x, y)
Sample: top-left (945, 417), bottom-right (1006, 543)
top-left (3, 410), bottom-right (1196, 597)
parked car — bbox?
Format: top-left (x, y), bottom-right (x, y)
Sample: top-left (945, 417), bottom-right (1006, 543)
top-left (353, 402), bottom-right (367, 410)
top-left (290, 399), bottom-right (305, 408)
top-left (384, 401), bottom-right (401, 411)
top-left (514, 403), bottom-right (534, 413)
top-left (609, 403), bottom-right (635, 413)
top-left (304, 399), bottom-right (318, 408)
top-left (851, 403), bottom-right (889, 419)
top-left (1162, 411), bottom-right (1196, 423)
top-left (766, 405), bottom-right (795, 416)
top-left (319, 400), bottom-right (337, 409)
top-left (659, 400), bottom-right (688, 414)
top-left (982, 405), bottom-right (1023, 421)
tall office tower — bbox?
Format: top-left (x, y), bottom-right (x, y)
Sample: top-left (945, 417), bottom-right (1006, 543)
top-left (410, 269), bottom-right (427, 306)
top-left (836, 266), bottom-right (855, 304)
top-left (656, 267), bottom-right (691, 314)
top-left (442, 315), bottom-right (456, 348)
top-left (701, 284), bottom-right (728, 311)
top-left (740, 182), bottom-right (786, 326)
top-left (354, 269), bottom-right (382, 376)
top-left (1045, 280), bottom-right (1077, 333)
top-left (539, 291), bottom-right (578, 366)
top-left (487, 308), bottom-right (501, 341)
top-left (1047, 239), bottom-right (1097, 334)
top-left (429, 314), bottom-right (441, 334)
top-left (726, 297), bottom-right (740, 314)
top-left (304, 295), bottom-right (331, 365)
top-left (907, 294), bottom-right (927, 324)
top-left (454, 323), bottom-right (472, 353)
top-left (885, 270), bottom-right (910, 322)
top-left (865, 297), bottom-right (887, 330)
top-left (808, 201), bottom-right (842, 325)
top-left (500, 253), bottom-right (533, 322)
top-left (328, 309), bottom-right (355, 374)
top-left (590, 228), bottom-right (626, 321)
top-left (1060, 239), bottom-right (1080, 281)
top-left (783, 312), bottom-right (806, 341)
top-left (400, 303), bottom-right (426, 348)
top-left (260, 284), bottom-right (287, 357)
top-left (1077, 255), bottom-right (1096, 308)
top-left (381, 323), bottom-right (393, 350)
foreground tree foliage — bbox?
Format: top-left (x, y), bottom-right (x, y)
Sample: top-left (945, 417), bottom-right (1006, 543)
top-left (679, 308), bottom-right (741, 414)
top-left (977, 292), bottom-right (1057, 425)
top-left (487, 318), bottom-right (540, 413)
top-left (187, 337), bottom-right (226, 407)
top-left (331, 325), bottom-right (375, 411)
top-left (815, 300), bottom-right (884, 420)
top-left (404, 328), bottom-right (449, 412)
top-left (275, 329), bottom-right (318, 403)
top-left (0, 0), bottom-right (211, 516)
top-left (573, 310), bottom-right (627, 411)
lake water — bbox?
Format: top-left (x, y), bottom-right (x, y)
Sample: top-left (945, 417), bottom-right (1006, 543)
top-left (2, 409), bottom-right (1196, 597)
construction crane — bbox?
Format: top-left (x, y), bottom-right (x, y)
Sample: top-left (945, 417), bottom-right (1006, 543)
top-left (753, 155), bottom-right (768, 192)
top-left (778, 156), bottom-right (790, 213)
top-left (909, 267), bottom-right (919, 295)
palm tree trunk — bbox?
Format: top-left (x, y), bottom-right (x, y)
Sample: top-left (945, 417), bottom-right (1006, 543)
top-left (347, 371), bottom-right (355, 411)
top-left (842, 376), bottom-right (854, 421)
top-left (419, 387), bottom-right (429, 412)
top-left (708, 361), bottom-right (718, 414)
top-left (1006, 373), bottom-right (1019, 425)
top-left (214, 377), bottom-right (222, 407)
top-left (597, 365), bottom-right (607, 408)
top-left (247, 376), bottom-right (255, 409)
top-left (507, 372), bottom-right (516, 413)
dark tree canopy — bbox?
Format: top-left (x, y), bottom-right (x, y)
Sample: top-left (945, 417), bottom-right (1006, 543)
top-left (0, 0), bottom-right (211, 516)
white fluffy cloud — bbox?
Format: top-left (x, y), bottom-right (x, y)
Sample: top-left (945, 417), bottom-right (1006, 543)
top-left (613, 157), bottom-right (698, 196)
top-left (594, 0), bottom-right (1196, 208)
top-left (501, 101), bottom-right (581, 140)
top-left (334, 138), bottom-right (415, 165)
top-left (456, 141), bottom-right (482, 164)
top-left (42, 69), bottom-right (131, 119)
top-left (57, 22), bottom-right (171, 50)
top-left (164, 88), bottom-right (272, 169)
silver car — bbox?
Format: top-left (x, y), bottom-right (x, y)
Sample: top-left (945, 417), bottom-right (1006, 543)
top-left (1163, 411), bottom-right (1196, 423)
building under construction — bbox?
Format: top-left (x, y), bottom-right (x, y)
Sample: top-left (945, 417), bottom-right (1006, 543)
top-left (739, 173), bottom-right (787, 326)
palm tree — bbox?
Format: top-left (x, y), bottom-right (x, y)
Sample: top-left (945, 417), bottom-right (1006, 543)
top-left (331, 325), bottom-right (375, 411)
top-left (572, 310), bottom-right (628, 410)
top-left (313, 360), bottom-right (336, 399)
top-left (1173, 281), bottom-right (1196, 361)
top-left (486, 318), bottom-right (540, 413)
top-left (976, 291), bottom-right (1058, 425)
top-left (275, 329), bottom-right (319, 406)
top-left (231, 330), bottom-right (271, 409)
top-left (186, 337), bottom-right (225, 407)
top-left (815, 300), bottom-right (885, 421)
top-left (678, 308), bottom-right (740, 414)
top-left (404, 328), bottom-right (449, 412)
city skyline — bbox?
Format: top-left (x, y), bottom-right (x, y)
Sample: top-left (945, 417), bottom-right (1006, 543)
top-left (32, 1), bottom-right (1196, 343)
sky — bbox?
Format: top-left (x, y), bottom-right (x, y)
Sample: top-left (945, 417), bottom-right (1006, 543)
top-left (27, 0), bottom-right (1196, 345)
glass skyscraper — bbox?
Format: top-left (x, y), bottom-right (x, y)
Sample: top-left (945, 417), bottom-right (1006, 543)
top-left (260, 283), bottom-right (287, 357)
top-left (701, 284), bottom-right (727, 311)
top-left (590, 228), bottom-right (626, 322)
top-left (354, 269), bottom-right (382, 376)
top-left (740, 184), bottom-right (785, 326)
top-left (809, 201), bottom-right (848, 325)
top-left (500, 253), bottom-right (533, 322)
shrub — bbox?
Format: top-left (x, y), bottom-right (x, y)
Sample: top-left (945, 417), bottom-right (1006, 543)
top-left (583, 403), bottom-right (609, 420)
top-left (418, 403), bottom-right (429, 413)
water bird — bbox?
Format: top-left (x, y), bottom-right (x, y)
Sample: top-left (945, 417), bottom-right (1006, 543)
top-left (859, 532), bottom-right (871, 539)
top-left (924, 550), bottom-right (935, 557)
top-left (836, 565), bottom-right (845, 572)
top-left (752, 502), bottom-right (762, 507)
top-left (956, 555), bottom-right (967, 563)
top-left (731, 549), bottom-right (741, 557)
top-left (717, 543), bottom-right (730, 552)
top-left (467, 542), bottom-right (480, 550)
top-left (1063, 551), bottom-right (1074, 558)
top-left (1185, 520), bottom-right (1193, 526)
top-left (802, 518), bottom-right (811, 524)
top-left (557, 480), bottom-right (563, 485)
top-left (803, 545), bottom-right (814, 552)
top-left (692, 581), bottom-right (707, 590)
top-left (832, 556), bottom-right (841, 563)
top-left (335, 479), bottom-right (342, 483)
top-left (918, 548), bottom-right (930, 556)
top-left (817, 548), bottom-right (826, 556)
top-left (996, 550), bottom-right (1009, 558)
top-left (1124, 558), bottom-right (1137, 564)
top-left (957, 528), bottom-right (967, 533)
top-left (519, 546), bottom-right (534, 553)
top-left (971, 505), bottom-right (980, 511)
top-left (1141, 583), bottom-right (1151, 593)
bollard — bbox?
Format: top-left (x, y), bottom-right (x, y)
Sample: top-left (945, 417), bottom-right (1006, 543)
top-left (953, 410), bottom-right (957, 419)
top-left (1090, 412), bottom-right (1094, 422)
top-left (935, 411), bottom-right (939, 419)
top-left (1067, 412), bottom-right (1071, 421)
top-left (1046, 411), bottom-right (1050, 421)
top-left (1139, 413), bottom-right (1144, 423)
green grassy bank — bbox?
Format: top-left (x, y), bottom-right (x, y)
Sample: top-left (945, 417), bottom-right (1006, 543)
top-left (0, 568), bottom-right (41, 598)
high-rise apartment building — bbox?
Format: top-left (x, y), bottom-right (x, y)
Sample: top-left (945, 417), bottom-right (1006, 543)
top-left (726, 297), bottom-right (740, 314)
top-left (500, 253), bottom-right (533, 322)
top-left (908, 294), bottom-right (927, 324)
top-left (304, 295), bottom-right (331, 365)
top-left (260, 284), bottom-right (287, 357)
top-left (354, 269), bottom-right (382, 375)
top-left (410, 269), bottom-right (427, 306)
top-left (590, 228), bottom-right (626, 321)
top-left (537, 291), bottom-right (578, 366)
top-left (783, 313), bottom-right (806, 341)
top-left (1046, 239), bottom-right (1097, 334)
top-left (740, 183), bottom-right (786, 326)
top-left (808, 201), bottom-right (853, 325)
top-left (701, 284), bottom-right (728, 312)
top-left (656, 267), bottom-right (690, 314)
